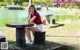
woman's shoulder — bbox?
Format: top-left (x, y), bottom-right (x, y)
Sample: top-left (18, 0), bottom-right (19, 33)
top-left (34, 12), bottom-right (40, 16)
top-left (35, 12), bottom-right (39, 14)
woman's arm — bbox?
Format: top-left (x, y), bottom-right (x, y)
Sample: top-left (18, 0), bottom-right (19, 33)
top-left (29, 16), bottom-right (36, 23)
top-left (28, 13), bottom-right (31, 22)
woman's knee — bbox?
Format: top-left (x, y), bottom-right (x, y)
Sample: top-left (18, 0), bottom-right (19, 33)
top-left (25, 28), bottom-right (30, 32)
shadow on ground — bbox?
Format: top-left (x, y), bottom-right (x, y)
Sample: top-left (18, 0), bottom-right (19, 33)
top-left (8, 41), bottom-right (75, 50)
top-left (50, 23), bottom-right (65, 28)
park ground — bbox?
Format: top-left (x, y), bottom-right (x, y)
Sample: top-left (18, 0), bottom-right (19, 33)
top-left (0, 7), bottom-right (80, 50)
top-left (0, 20), bottom-right (80, 50)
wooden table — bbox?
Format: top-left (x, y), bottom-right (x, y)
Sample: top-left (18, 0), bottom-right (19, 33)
top-left (6, 22), bottom-right (34, 47)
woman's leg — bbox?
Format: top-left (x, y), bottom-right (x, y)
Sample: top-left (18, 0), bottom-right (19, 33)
top-left (30, 27), bottom-right (42, 32)
top-left (25, 27), bottom-right (41, 41)
top-left (26, 28), bottom-right (32, 41)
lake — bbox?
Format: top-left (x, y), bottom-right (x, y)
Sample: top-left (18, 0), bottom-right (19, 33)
top-left (0, 9), bottom-right (76, 27)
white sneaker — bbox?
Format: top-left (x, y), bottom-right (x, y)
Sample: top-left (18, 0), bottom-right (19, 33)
top-left (26, 40), bottom-right (33, 44)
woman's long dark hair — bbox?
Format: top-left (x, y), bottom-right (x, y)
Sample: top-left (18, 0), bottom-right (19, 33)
top-left (28, 5), bottom-right (37, 13)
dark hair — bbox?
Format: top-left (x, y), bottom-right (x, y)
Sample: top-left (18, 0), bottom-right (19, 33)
top-left (28, 5), bottom-right (37, 13)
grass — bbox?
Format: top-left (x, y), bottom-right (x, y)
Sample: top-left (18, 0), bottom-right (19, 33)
top-left (0, 20), bottom-right (80, 50)
top-left (55, 15), bottom-right (76, 22)
top-left (44, 20), bottom-right (80, 50)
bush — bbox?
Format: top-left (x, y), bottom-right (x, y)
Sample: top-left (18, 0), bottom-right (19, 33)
top-left (22, 2), bottom-right (29, 6)
top-left (76, 4), bottom-right (80, 9)
top-left (0, 2), bottom-right (3, 6)
top-left (74, 5), bottom-right (78, 9)
top-left (3, 2), bottom-right (12, 6)
top-left (68, 4), bottom-right (74, 9)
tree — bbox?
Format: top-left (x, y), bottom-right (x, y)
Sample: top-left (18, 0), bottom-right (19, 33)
top-left (33, 0), bottom-right (42, 4)
top-left (2, 0), bottom-right (12, 6)
top-left (0, 0), bottom-right (3, 2)
top-left (13, 0), bottom-right (29, 5)
top-left (13, 0), bottom-right (23, 5)
top-left (4, 0), bottom-right (11, 3)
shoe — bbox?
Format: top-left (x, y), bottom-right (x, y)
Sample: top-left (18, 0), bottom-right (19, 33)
top-left (26, 40), bottom-right (33, 44)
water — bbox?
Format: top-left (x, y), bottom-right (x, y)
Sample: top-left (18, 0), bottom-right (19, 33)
top-left (0, 9), bottom-right (76, 27)
top-left (0, 10), bottom-right (27, 27)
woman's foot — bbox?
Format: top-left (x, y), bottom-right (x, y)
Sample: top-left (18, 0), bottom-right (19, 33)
top-left (26, 40), bottom-right (33, 44)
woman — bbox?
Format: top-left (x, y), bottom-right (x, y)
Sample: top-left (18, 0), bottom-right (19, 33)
top-left (26, 5), bottom-right (43, 44)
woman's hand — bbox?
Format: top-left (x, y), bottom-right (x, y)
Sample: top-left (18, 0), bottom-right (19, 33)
top-left (28, 22), bottom-right (34, 24)
top-left (29, 9), bottom-right (33, 14)
top-left (28, 11), bottom-right (32, 22)
top-left (29, 12), bottom-right (32, 15)
top-left (28, 22), bottom-right (31, 24)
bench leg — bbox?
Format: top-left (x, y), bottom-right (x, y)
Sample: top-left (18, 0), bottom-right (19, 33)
top-left (0, 36), bottom-right (6, 42)
top-left (33, 32), bottom-right (45, 44)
